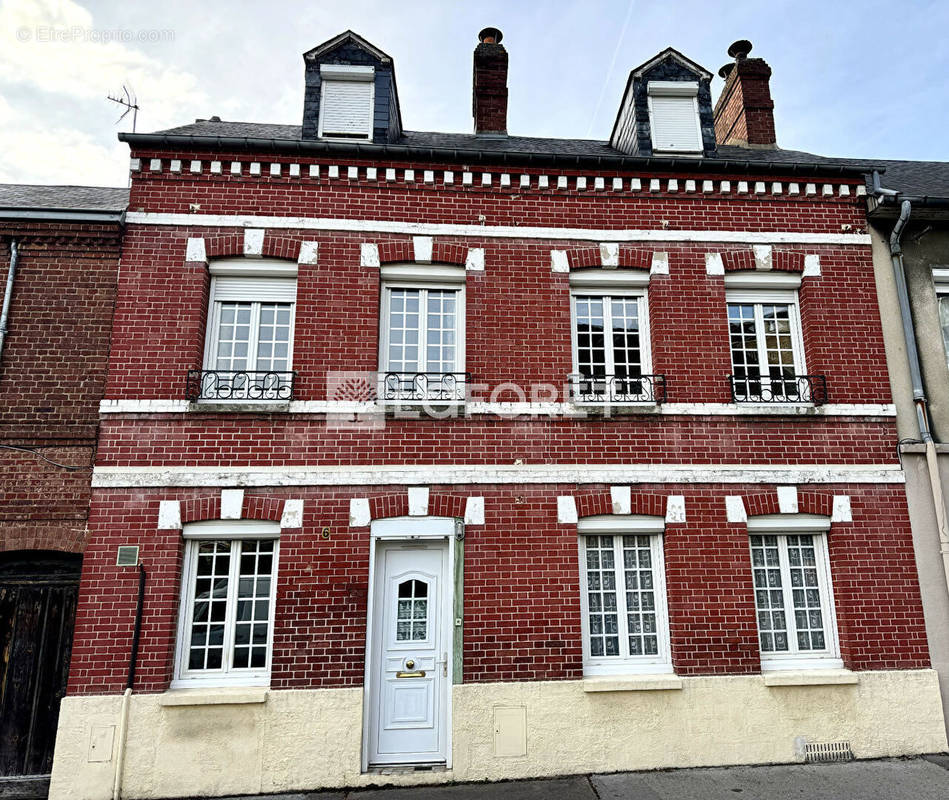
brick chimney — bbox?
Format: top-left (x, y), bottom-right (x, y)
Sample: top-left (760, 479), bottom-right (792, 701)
top-left (713, 40), bottom-right (776, 149)
top-left (472, 27), bottom-right (508, 135)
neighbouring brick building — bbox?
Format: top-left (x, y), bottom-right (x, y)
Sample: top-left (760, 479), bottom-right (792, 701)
top-left (49, 30), bottom-right (948, 798)
top-left (0, 185), bottom-right (126, 783)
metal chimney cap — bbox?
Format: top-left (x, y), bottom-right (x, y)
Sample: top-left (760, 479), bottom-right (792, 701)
top-left (718, 63), bottom-right (735, 80)
top-left (727, 39), bottom-right (753, 60)
top-left (478, 27), bottom-right (503, 44)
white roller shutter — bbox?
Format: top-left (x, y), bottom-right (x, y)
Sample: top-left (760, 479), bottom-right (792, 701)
top-left (649, 95), bottom-right (702, 152)
top-left (320, 80), bottom-right (373, 138)
top-left (211, 276), bottom-right (296, 303)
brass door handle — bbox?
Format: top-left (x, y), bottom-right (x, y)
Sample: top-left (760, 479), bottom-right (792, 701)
top-left (396, 670), bottom-right (426, 678)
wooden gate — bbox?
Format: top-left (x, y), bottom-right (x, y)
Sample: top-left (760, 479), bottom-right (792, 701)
top-left (0, 552), bottom-right (81, 777)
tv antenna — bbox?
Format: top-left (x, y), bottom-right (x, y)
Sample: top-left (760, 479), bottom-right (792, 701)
top-left (107, 85), bottom-right (139, 132)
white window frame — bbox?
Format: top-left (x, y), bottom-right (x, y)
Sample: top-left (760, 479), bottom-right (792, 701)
top-left (647, 80), bottom-right (703, 155)
top-left (725, 288), bottom-right (808, 404)
top-left (569, 288), bottom-right (654, 404)
top-left (172, 520), bottom-right (281, 688)
top-left (317, 64), bottom-right (375, 142)
top-left (378, 270), bottom-right (466, 403)
top-left (747, 515), bottom-right (842, 671)
top-left (202, 260), bottom-right (298, 403)
top-left (577, 515), bottom-right (673, 677)
top-left (932, 267), bottom-right (949, 369)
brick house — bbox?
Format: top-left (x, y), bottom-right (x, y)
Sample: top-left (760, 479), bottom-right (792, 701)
top-left (0, 185), bottom-right (126, 784)
top-left (49, 30), bottom-right (947, 798)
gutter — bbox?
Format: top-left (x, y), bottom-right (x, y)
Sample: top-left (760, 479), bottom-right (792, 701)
top-left (118, 132), bottom-right (873, 177)
top-left (0, 209), bottom-right (126, 223)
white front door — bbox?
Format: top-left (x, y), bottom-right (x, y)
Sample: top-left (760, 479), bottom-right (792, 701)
top-left (367, 540), bottom-right (450, 766)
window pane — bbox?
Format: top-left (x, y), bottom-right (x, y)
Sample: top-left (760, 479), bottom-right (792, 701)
top-left (187, 540), bottom-right (231, 671)
top-left (214, 303), bottom-right (253, 371)
top-left (255, 302), bottom-right (293, 372)
top-left (395, 579), bottom-right (428, 641)
top-left (786, 535), bottom-right (826, 651)
top-left (728, 303), bottom-right (760, 400)
top-left (584, 536), bottom-right (619, 658)
top-left (749, 535), bottom-right (788, 652)
top-left (387, 289), bottom-right (422, 373)
top-left (760, 304), bottom-right (797, 400)
top-left (622, 535), bottom-right (658, 657)
top-left (575, 297), bottom-right (607, 378)
top-left (229, 539), bottom-right (276, 671)
top-left (424, 290), bottom-right (458, 373)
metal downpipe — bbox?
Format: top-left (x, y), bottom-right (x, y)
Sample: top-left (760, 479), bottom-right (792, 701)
top-left (0, 237), bottom-right (18, 366)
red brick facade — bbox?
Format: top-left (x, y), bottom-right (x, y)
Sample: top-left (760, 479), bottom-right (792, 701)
top-left (0, 223), bottom-right (121, 555)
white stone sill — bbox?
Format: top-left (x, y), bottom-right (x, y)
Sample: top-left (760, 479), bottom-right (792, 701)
top-left (762, 669), bottom-right (859, 687)
top-left (158, 687), bottom-right (269, 706)
top-left (583, 674), bottom-right (684, 692)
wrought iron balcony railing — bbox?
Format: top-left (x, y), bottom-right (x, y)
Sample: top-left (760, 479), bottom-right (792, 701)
top-left (568, 374), bottom-right (667, 404)
top-left (186, 370), bottom-right (297, 402)
top-left (729, 374), bottom-right (827, 405)
top-left (379, 372), bottom-right (468, 403)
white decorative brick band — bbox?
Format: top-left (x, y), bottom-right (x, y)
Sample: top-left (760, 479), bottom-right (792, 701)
top-left (271, 163), bottom-right (282, 177)
top-left (360, 243), bottom-right (380, 267)
top-left (309, 164), bottom-right (320, 178)
top-left (465, 248), bottom-right (485, 271)
top-left (149, 159), bottom-right (161, 172)
top-left (220, 489), bottom-right (244, 519)
top-left (190, 160), bottom-right (202, 174)
top-left (725, 496), bottom-right (748, 523)
top-left (243, 228), bottom-right (264, 258)
top-left (408, 487), bottom-right (430, 516)
top-left (250, 162), bottom-right (261, 176)
top-left (413, 236), bottom-right (433, 264)
top-left (185, 237), bottom-right (207, 263)
top-left (557, 496), bottom-right (579, 524)
top-left (130, 158), bottom-right (141, 172)
top-left (611, 486), bottom-right (631, 515)
top-left (464, 496), bottom-right (485, 525)
top-left (298, 242), bottom-right (319, 265)
top-left (328, 166), bottom-right (339, 179)
top-left (157, 500), bottom-right (182, 530)
top-left (777, 485), bottom-right (799, 514)
top-left (281, 498), bottom-right (303, 528)
top-left (350, 498), bottom-right (371, 527)
top-left (170, 159), bottom-right (182, 173)
top-left (831, 495), bottom-right (852, 523)
top-left (706, 252), bottom-right (725, 275)
top-left (347, 166), bottom-right (358, 180)
top-left (210, 161), bottom-right (222, 174)
top-left (665, 495), bottom-right (686, 523)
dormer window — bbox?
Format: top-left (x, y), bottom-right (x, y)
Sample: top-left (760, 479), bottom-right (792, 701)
top-left (647, 81), bottom-right (703, 153)
top-left (318, 64), bottom-right (375, 140)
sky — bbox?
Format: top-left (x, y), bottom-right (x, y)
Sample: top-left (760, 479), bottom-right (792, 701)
top-left (1, 0), bottom-right (947, 188)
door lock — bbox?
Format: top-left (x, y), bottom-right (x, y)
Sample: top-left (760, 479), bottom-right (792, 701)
top-left (405, 659), bottom-right (415, 670)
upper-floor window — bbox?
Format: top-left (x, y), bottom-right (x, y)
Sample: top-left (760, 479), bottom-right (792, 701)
top-left (578, 516), bottom-right (672, 676)
top-left (571, 290), bottom-right (661, 403)
top-left (173, 521), bottom-right (280, 688)
top-left (378, 271), bottom-right (466, 403)
top-left (319, 64), bottom-right (375, 140)
top-left (647, 81), bottom-right (703, 154)
top-left (747, 518), bottom-right (841, 671)
top-left (192, 261), bottom-right (297, 402)
top-left (727, 289), bottom-right (808, 403)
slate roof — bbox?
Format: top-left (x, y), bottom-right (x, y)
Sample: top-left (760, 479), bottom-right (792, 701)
top-left (0, 184), bottom-right (129, 212)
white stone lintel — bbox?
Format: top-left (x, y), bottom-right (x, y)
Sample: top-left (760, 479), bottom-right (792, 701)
top-left (360, 243), bottom-right (380, 267)
top-left (185, 237), bottom-right (207, 263)
top-left (298, 241), bottom-right (319, 265)
top-left (413, 235), bottom-right (434, 264)
top-left (243, 228), bottom-right (265, 258)
top-left (831, 495), bottom-right (853, 523)
top-left (281, 498), bottom-right (303, 528)
top-left (551, 250), bottom-right (570, 273)
top-left (777, 485), bottom-right (799, 514)
top-left (466, 248), bottom-right (485, 271)
top-left (650, 252), bottom-right (669, 275)
top-left (725, 496), bottom-right (747, 523)
top-left (706, 252), bottom-right (725, 276)
top-left (753, 244), bottom-right (773, 271)
top-left (600, 242), bottom-right (620, 268)
top-left (610, 486), bottom-right (631, 515)
top-left (803, 254), bottom-right (821, 277)
top-left (665, 495), bottom-right (686, 523)
top-left (350, 498), bottom-right (371, 527)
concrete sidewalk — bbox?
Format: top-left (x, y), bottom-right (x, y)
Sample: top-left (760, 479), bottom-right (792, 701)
top-left (291, 755), bottom-right (949, 799)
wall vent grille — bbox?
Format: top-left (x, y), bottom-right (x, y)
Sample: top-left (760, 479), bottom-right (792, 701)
top-left (804, 741), bottom-right (854, 763)
top-left (116, 546), bottom-right (140, 567)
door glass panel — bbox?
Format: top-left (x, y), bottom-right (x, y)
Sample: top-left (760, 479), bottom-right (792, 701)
top-left (396, 579), bottom-right (428, 641)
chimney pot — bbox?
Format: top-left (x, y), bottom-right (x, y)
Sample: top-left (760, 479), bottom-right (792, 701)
top-left (718, 63), bottom-right (735, 80)
top-left (727, 39), bottom-right (753, 60)
top-left (478, 27), bottom-right (503, 44)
